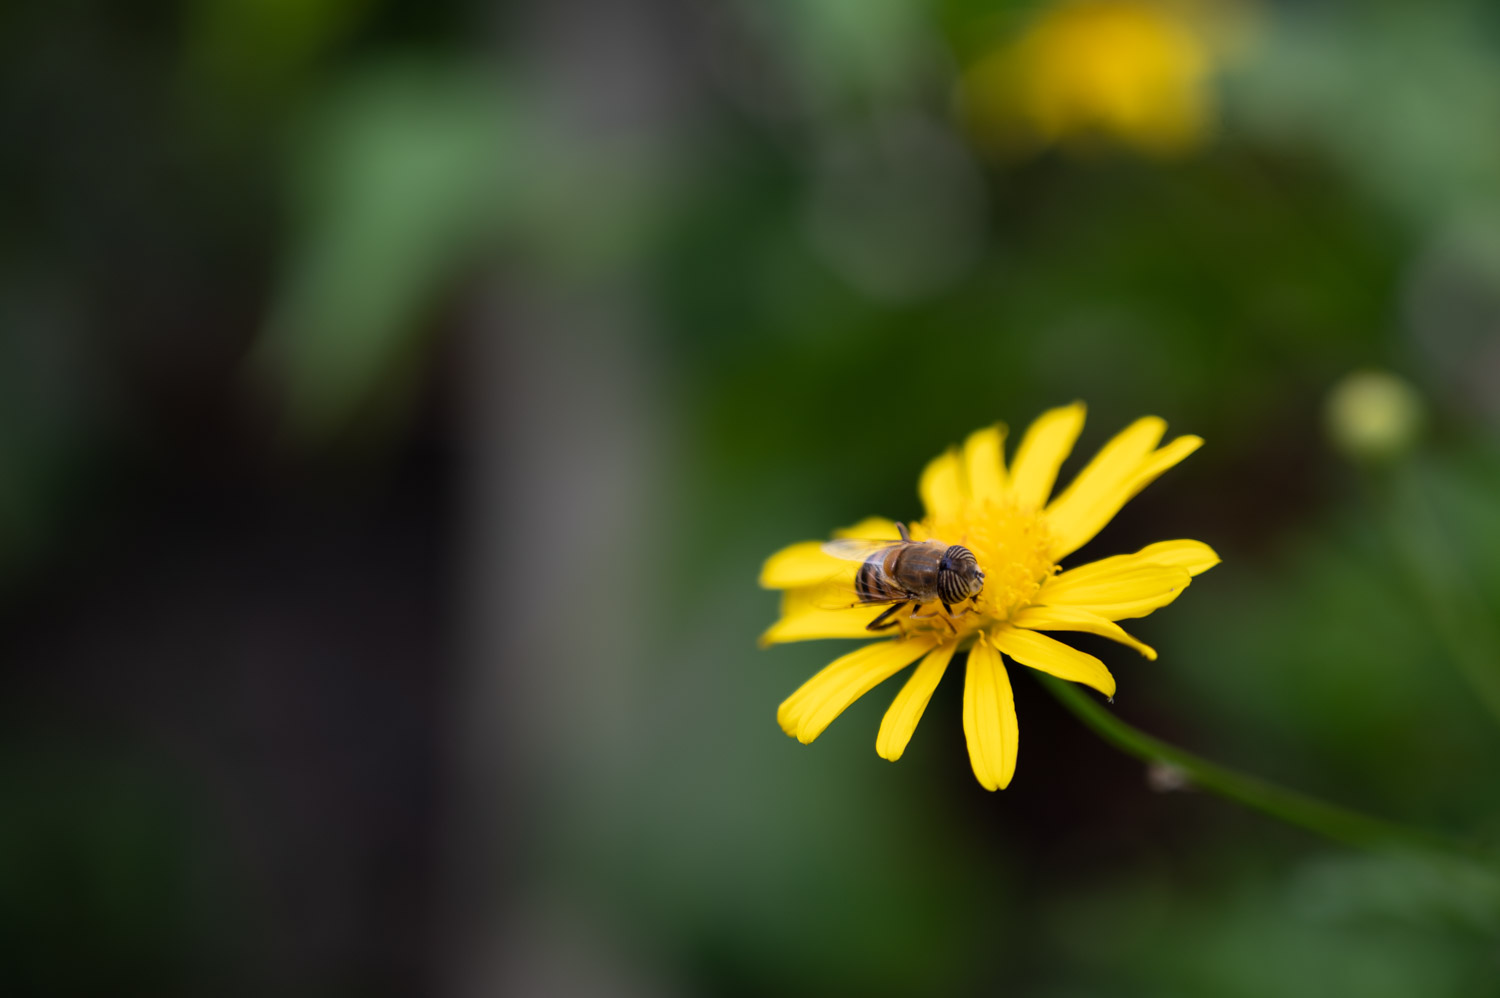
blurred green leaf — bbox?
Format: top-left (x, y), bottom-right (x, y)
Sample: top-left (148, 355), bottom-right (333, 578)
top-left (251, 63), bottom-right (510, 442)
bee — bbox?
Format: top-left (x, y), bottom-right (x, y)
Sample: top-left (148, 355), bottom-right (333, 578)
top-left (822, 522), bottom-right (985, 632)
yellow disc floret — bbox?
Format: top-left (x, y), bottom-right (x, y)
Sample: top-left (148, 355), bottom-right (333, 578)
top-left (911, 498), bottom-right (1056, 634)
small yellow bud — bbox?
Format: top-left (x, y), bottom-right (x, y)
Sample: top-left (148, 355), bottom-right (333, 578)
top-left (1324, 370), bottom-right (1425, 463)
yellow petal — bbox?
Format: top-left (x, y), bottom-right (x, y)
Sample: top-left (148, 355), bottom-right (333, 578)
top-left (778, 636), bottom-right (941, 744)
top-left (991, 625), bottom-right (1116, 698)
top-left (1046, 433), bottom-right (1202, 559)
top-left (1039, 564), bottom-right (1193, 621)
top-left (962, 424), bottom-right (1008, 505)
top-left (833, 516), bottom-right (902, 540)
top-left (1043, 416), bottom-right (1165, 558)
top-left (1138, 538), bottom-right (1220, 576)
top-left (759, 541), bottom-right (843, 590)
top-left (1065, 588), bottom-right (1190, 621)
top-left (1044, 564), bottom-right (1190, 601)
top-left (876, 642), bottom-right (958, 761)
top-left (1035, 538), bottom-right (1217, 622)
top-left (1009, 604), bottom-right (1157, 660)
top-left (1133, 435), bottom-right (1203, 491)
top-left (963, 637), bottom-right (1019, 790)
top-left (919, 447), bottom-right (964, 521)
top-left (1053, 540), bottom-right (1220, 587)
top-left (759, 517), bottom-right (902, 590)
top-left (760, 585), bottom-right (888, 645)
top-left (1008, 402), bottom-right (1086, 509)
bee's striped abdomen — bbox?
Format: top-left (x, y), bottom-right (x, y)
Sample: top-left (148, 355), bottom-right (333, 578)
top-left (855, 554), bottom-right (904, 603)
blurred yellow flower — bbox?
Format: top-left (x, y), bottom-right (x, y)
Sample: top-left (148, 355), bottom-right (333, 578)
top-left (761, 404), bottom-right (1217, 790)
top-left (962, 1), bottom-right (1219, 157)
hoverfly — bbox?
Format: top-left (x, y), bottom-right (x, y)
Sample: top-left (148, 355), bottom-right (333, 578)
top-left (822, 523), bottom-right (985, 632)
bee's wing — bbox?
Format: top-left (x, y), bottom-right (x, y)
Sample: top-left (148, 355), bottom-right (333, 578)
top-left (819, 538), bottom-right (899, 563)
top-left (813, 539), bottom-right (910, 611)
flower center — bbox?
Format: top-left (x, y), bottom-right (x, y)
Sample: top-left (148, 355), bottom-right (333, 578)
top-left (909, 499), bottom-right (1056, 634)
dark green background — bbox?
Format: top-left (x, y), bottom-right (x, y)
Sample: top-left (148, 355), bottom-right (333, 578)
top-left (3, 1), bottom-right (1499, 993)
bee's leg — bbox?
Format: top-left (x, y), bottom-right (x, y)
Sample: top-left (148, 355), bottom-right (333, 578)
top-left (895, 522), bottom-right (911, 542)
top-left (911, 601), bottom-right (958, 634)
top-left (866, 602), bottom-right (909, 631)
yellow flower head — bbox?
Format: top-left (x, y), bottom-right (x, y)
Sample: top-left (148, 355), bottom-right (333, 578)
top-left (962, 0), bottom-right (1218, 158)
top-left (760, 404), bottom-right (1218, 790)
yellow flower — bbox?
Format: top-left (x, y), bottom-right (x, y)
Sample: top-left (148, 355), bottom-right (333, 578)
top-left (760, 404), bottom-right (1218, 790)
top-left (962, 0), bottom-right (1218, 158)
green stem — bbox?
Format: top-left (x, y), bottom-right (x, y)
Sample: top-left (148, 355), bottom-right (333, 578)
top-left (1039, 674), bottom-right (1477, 859)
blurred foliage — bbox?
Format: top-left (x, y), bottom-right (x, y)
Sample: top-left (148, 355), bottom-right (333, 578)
top-left (5, 0), bottom-right (1500, 994)
top-left (183, 0), bottom-right (378, 101)
top-left (252, 63), bottom-right (508, 441)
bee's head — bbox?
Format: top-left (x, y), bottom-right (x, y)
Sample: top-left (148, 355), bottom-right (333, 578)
top-left (939, 545), bottom-right (985, 603)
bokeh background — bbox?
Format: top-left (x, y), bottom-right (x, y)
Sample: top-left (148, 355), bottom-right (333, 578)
top-left (5, 0), bottom-right (1500, 993)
